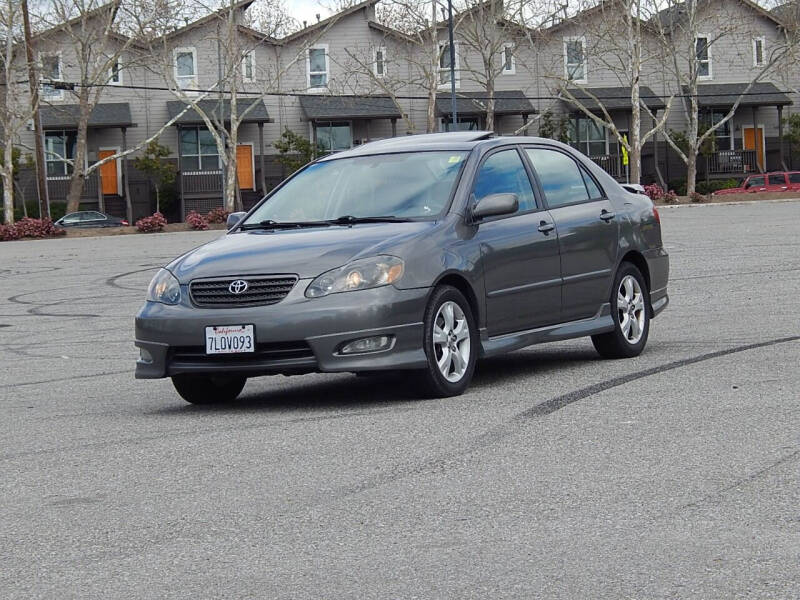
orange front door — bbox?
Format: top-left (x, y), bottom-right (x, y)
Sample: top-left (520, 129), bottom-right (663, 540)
top-left (743, 127), bottom-right (764, 172)
top-left (236, 145), bottom-right (254, 190)
top-left (98, 150), bottom-right (118, 195)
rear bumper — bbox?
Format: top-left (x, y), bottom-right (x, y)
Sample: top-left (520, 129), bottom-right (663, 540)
top-left (135, 282), bottom-right (429, 379)
top-left (644, 246), bottom-right (669, 318)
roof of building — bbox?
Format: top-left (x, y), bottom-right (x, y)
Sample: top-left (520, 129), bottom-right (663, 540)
top-left (40, 102), bottom-right (134, 130)
top-left (164, 0), bottom-right (256, 39)
top-left (685, 82), bottom-right (792, 108)
top-left (435, 90), bottom-right (536, 117)
top-left (562, 86), bottom-right (667, 111)
top-left (654, 0), bottom-right (786, 30)
top-left (298, 95), bottom-right (402, 120)
top-left (166, 99), bottom-right (273, 125)
top-left (281, 0), bottom-right (379, 43)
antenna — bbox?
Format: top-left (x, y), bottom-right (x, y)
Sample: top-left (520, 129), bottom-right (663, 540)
top-left (316, 13), bottom-right (320, 22)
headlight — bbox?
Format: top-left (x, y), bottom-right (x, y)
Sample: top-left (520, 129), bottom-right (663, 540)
top-left (305, 256), bottom-right (404, 298)
top-left (146, 268), bottom-right (181, 305)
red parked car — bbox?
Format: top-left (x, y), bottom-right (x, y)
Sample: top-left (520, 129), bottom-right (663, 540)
top-left (713, 171), bottom-right (800, 195)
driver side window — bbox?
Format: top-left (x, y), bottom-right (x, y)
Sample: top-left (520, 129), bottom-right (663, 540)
top-left (472, 149), bottom-right (536, 213)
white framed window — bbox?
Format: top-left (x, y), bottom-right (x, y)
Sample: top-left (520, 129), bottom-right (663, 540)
top-left (564, 36), bottom-right (587, 83)
top-left (108, 58), bottom-right (122, 85)
top-left (174, 47), bottom-right (198, 92)
top-left (501, 43), bottom-right (515, 75)
top-left (44, 130), bottom-right (76, 177)
top-left (752, 37), bottom-right (765, 67)
top-left (40, 53), bottom-right (63, 100)
top-left (242, 50), bottom-right (255, 82)
top-left (438, 42), bottom-right (460, 89)
top-left (316, 120), bottom-right (352, 153)
top-left (179, 127), bottom-right (219, 172)
top-left (696, 35), bottom-right (712, 80)
top-left (307, 44), bottom-right (329, 91)
top-left (374, 46), bottom-right (386, 78)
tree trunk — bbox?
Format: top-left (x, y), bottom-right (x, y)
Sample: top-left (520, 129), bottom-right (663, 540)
top-left (686, 153), bottom-right (697, 196)
top-left (485, 82), bottom-right (495, 132)
top-left (2, 141), bottom-right (13, 223)
top-left (630, 83), bottom-right (641, 184)
top-left (66, 98), bottom-right (91, 213)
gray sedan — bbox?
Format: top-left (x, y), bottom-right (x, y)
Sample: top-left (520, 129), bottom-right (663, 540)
top-left (135, 132), bottom-right (668, 403)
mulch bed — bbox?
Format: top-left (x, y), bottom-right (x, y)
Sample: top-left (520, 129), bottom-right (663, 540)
top-left (657, 192), bottom-right (800, 205)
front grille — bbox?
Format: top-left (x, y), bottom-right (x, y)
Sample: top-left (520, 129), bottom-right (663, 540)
top-left (170, 341), bottom-right (314, 364)
top-left (189, 275), bottom-right (298, 308)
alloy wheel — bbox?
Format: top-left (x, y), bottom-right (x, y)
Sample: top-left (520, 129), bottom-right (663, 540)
top-left (617, 274), bottom-right (646, 344)
top-left (432, 300), bottom-right (471, 383)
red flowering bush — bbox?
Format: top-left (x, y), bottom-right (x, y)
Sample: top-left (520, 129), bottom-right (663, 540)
top-left (662, 190), bottom-right (679, 204)
top-left (689, 191), bottom-right (707, 204)
top-left (205, 207), bottom-right (230, 224)
top-left (186, 210), bottom-right (209, 230)
top-left (643, 183), bottom-right (665, 202)
top-left (1, 218), bottom-right (65, 241)
top-left (135, 212), bottom-right (167, 233)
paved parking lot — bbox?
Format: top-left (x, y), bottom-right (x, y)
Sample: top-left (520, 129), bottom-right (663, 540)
top-left (1, 201), bottom-right (799, 599)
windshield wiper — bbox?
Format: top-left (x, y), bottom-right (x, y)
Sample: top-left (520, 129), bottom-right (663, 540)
top-left (327, 215), bottom-right (413, 225)
top-left (240, 219), bottom-right (331, 231)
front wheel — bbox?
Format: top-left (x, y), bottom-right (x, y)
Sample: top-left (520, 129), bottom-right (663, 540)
top-left (414, 285), bottom-right (478, 398)
top-left (171, 374), bottom-right (247, 405)
top-left (592, 263), bottom-right (650, 359)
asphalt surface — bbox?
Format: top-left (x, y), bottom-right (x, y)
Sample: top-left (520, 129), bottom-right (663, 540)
top-left (1, 201), bottom-right (799, 599)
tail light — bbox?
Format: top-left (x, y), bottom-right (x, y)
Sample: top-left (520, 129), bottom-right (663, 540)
top-left (652, 207), bottom-right (660, 224)
top-left (121, 220), bottom-right (129, 226)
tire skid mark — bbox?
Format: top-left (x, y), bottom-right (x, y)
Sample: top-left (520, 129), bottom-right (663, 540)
top-left (0, 368), bottom-right (130, 390)
top-left (105, 266), bottom-right (161, 291)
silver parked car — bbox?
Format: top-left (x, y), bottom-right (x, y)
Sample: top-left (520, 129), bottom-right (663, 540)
top-left (135, 132), bottom-right (669, 403)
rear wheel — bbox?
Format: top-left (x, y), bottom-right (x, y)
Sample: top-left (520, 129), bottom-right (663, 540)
top-left (592, 262), bottom-right (650, 359)
top-left (171, 374), bottom-right (246, 405)
top-left (414, 285), bottom-right (477, 398)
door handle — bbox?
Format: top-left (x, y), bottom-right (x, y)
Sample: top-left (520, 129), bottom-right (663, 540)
top-left (538, 221), bottom-right (555, 233)
top-left (600, 210), bottom-right (616, 222)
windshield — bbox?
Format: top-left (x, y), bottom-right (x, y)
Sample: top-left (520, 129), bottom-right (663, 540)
top-left (243, 151), bottom-right (468, 224)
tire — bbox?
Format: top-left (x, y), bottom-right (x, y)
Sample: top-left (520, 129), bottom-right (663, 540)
top-left (171, 374), bottom-right (247, 405)
top-left (414, 285), bottom-right (478, 398)
top-left (592, 262), bottom-right (650, 359)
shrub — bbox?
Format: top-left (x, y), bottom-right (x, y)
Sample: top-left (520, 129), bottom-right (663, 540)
top-left (662, 190), bottom-right (679, 204)
top-left (668, 179), bottom-right (687, 196)
top-left (186, 210), bottom-right (209, 230)
top-left (696, 179), bottom-right (740, 195)
top-left (0, 218), bottom-right (65, 241)
top-left (689, 191), bottom-right (707, 203)
top-left (135, 212), bottom-right (167, 233)
top-left (205, 207), bottom-right (230, 224)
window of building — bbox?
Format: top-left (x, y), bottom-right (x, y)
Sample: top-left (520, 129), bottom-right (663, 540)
top-left (568, 116), bottom-right (606, 157)
top-left (45, 130), bottom-right (76, 177)
top-left (753, 37), bottom-right (765, 67)
top-left (696, 36), bottom-right (712, 79)
top-left (40, 54), bottom-right (63, 100)
top-left (564, 37), bottom-right (586, 83)
top-left (317, 121), bottom-right (351, 153)
top-left (438, 42), bottom-right (460, 88)
top-left (307, 45), bottom-right (329, 90)
top-left (108, 58), bottom-right (122, 85)
top-left (442, 116), bottom-right (479, 132)
top-left (179, 127), bottom-right (219, 171)
top-left (501, 43), bottom-right (515, 75)
top-left (374, 46), bottom-right (386, 77)
top-left (702, 110), bottom-right (733, 150)
top-left (242, 50), bottom-right (255, 82)
top-left (174, 47), bottom-right (198, 91)
top-left (472, 149), bottom-right (536, 212)
top-left (525, 148), bottom-right (592, 208)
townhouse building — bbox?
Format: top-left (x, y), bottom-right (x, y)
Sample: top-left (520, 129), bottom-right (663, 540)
top-left (8, 0), bottom-right (799, 220)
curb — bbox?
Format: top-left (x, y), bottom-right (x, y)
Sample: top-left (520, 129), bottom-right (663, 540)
top-left (658, 197), bottom-right (800, 208)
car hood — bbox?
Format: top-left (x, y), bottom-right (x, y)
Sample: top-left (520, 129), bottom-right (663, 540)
top-left (168, 222), bottom-right (435, 282)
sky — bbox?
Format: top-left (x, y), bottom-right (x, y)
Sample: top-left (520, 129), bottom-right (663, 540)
top-left (286, 0), bottom-right (333, 28)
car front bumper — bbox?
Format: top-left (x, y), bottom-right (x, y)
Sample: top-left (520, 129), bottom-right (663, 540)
top-left (135, 281), bottom-right (429, 379)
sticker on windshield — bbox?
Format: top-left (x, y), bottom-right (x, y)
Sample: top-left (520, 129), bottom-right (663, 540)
top-left (448, 155), bottom-right (462, 164)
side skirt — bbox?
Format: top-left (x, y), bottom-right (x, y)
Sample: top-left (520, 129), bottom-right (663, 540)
top-left (479, 303), bottom-right (614, 358)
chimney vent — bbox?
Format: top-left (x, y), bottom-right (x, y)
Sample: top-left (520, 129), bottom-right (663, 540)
top-left (316, 13), bottom-right (321, 22)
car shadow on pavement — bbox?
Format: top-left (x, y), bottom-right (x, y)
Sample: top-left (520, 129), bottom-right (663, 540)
top-left (148, 345), bottom-right (600, 415)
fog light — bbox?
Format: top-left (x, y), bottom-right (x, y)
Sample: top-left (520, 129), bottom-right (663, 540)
top-left (138, 348), bottom-right (153, 363)
top-left (338, 335), bottom-right (394, 355)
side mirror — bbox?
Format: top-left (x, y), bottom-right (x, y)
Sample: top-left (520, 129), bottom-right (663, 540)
top-left (226, 211), bottom-right (246, 230)
top-left (472, 193), bottom-right (519, 220)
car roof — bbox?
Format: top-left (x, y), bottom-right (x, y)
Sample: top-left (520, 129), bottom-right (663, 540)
top-left (320, 132), bottom-right (573, 160)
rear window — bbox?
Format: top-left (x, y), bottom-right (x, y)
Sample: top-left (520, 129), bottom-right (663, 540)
top-left (768, 174), bottom-right (786, 186)
top-left (789, 173), bottom-right (800, 184)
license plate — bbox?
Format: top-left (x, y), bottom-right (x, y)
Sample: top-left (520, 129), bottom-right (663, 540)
top-left (205, 325), bottom-right (255, 354)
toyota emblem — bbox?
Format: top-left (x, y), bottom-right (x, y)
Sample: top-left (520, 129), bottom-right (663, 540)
top-left (228, 279), bottom-right (249, 294)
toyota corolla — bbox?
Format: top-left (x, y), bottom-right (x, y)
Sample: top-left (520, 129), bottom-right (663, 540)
top-left (135, 132), bottom-right (669, 404)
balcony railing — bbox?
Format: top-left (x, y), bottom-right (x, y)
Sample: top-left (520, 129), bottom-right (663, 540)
top-left (181, 170), bottom-right (223, 196)
top-left (47, 172), bottom-right (99, 201)
top-left (707, 149), bottom-right (760, 174)
top-left (589, 154), bottom-right (623, 179)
